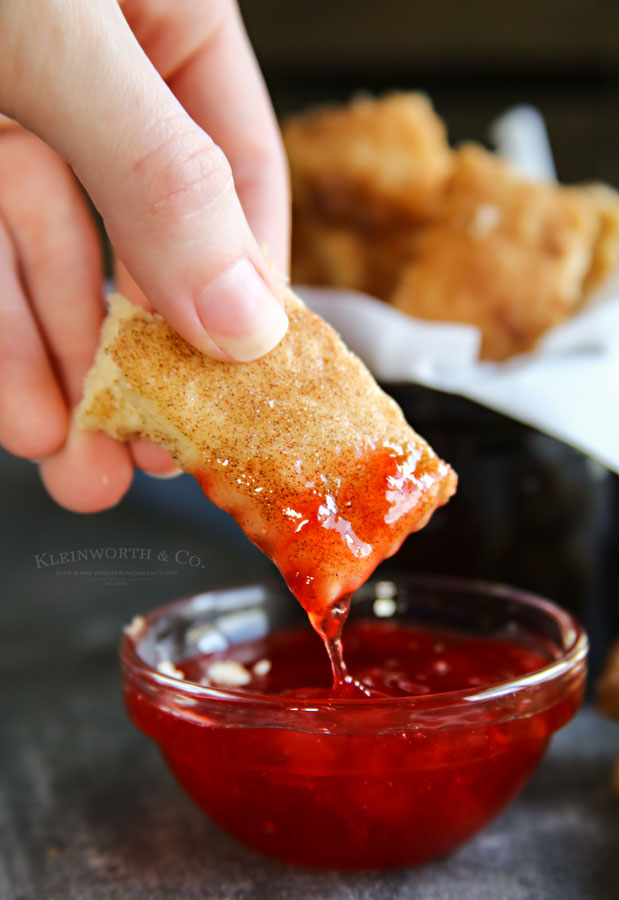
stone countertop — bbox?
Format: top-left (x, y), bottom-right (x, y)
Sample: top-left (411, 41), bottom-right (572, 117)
top-left (1, 452), bottom-right (618, 900)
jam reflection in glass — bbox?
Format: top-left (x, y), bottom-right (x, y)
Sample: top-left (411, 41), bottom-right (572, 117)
top-left (121, 577), bottom-right (587, 869)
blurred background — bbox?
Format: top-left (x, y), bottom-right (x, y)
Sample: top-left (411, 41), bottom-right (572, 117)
top-left (240, 0), bottom-right (619, 185)
top-left (2, 0), bottom-right (618, 696)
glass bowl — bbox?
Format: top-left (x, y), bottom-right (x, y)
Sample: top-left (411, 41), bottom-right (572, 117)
top-left (120, 575), bottom-right (587, 869)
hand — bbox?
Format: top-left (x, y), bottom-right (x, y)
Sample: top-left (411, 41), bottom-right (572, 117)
top-left (0, 0), bottom-right (290, 512)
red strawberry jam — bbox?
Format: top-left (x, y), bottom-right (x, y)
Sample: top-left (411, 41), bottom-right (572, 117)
top-left (125, 618), bottom-right (584, 868)
top-left (196, 442), bottom-right (455, 694)
top-left (194, 443), bottom-right (456, 636)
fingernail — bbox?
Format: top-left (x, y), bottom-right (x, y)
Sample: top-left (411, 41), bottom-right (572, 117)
top-left (196, 259), bottom-right (288, 361)
top-left (144, 468), bottom-right (183, 480)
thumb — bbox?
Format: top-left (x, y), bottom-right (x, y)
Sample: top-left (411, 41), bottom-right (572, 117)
top-left (0, 0), bottom-right (288, 362)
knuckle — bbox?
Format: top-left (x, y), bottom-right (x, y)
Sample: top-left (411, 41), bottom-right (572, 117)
top-left (20, 208), bottom-right (85, 277)
top-left (136, 128), bottom-right (235, 222)
top-left (233, 139), bottom-right (281, 196)
top-left (0, 403), bottom-right (66, 460)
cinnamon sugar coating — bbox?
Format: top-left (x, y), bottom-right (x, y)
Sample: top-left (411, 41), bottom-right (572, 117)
top-left (77, 291), bottom-right (456, 613)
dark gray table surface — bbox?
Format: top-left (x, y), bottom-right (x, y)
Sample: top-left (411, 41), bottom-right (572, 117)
top-left (2, 451), bottom-right (618, 900)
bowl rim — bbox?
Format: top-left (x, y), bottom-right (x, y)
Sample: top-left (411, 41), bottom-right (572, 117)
top-left (120, 573), bottom-right (588, 711)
